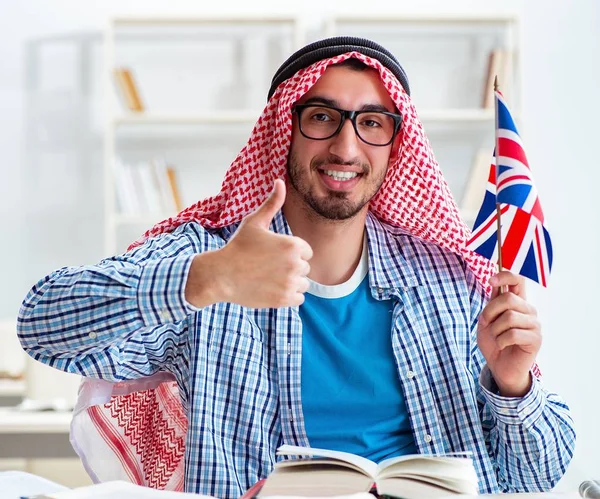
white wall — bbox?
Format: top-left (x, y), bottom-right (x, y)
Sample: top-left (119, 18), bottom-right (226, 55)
top-left (0, 0), bottom-right (598, 492)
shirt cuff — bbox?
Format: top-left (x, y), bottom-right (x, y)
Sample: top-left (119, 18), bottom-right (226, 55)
top-left (479, 364), bottom-right (546, 427)
top-left (138, 254), bottom-right (196, 326)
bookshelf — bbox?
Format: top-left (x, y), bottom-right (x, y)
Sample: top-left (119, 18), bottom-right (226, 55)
top-left (326, 14), bottom-right (521, 226)
top-left (102, 14), bottom-right (521, 254)
top-left (103, 16), bottom-right (304, 255)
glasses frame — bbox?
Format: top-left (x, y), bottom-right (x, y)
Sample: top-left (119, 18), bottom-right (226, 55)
top-left (293, 104), bottom-right (403, 147)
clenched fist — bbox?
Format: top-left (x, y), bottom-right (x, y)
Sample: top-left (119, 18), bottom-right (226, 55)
top-left (477, 271), bottom-right (541, 397)
top-left (185, 179), bottom-right (313, 309)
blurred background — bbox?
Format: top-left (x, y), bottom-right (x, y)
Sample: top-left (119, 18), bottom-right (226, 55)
top-left (0, 0), bottom-right (597, 492)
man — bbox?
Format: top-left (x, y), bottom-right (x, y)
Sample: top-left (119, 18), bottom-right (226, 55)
top-left (17, 37), bottom-right (574, 498)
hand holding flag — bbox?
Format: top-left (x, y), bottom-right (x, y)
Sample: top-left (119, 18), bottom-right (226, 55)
top-left (467, 80), bottom-right (548, 395)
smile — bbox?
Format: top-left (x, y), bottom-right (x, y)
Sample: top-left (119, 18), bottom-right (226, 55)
top-left (316, 168), bottom-right (363, 192)
top-left (323, 170), bottom-right (360, 181)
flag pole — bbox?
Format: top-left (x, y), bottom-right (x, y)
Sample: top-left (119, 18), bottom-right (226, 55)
top-left (494, 76), bottom-right (506, 294)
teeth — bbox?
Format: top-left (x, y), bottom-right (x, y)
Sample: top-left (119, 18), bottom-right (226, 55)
top-left (324, 170), bottom-right (359, 181)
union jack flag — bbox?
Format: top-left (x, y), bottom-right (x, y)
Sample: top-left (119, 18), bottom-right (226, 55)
top-left (467, 91), bottom-right (553, 286)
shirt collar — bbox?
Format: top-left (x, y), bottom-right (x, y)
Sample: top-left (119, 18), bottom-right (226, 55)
top-left (365, 212), bottom-right (423, 292)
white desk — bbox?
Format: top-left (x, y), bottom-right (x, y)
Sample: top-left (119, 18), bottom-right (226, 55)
top-left (0, 409), bottom-right (76, 458)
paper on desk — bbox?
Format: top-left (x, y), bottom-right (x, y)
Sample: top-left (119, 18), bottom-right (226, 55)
top-left (0, 470), bottom-right (69, 499)
top-left (42, 480), bottom-right (217, 498)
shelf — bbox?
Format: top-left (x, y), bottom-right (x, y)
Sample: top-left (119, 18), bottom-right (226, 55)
top-left (112, 213), bottom-right (174, 226)
top-left (0, 379), bottom-right (25, 397)
top-left (112, 16), bottom-right (299, 27)
top-left (418, 109), bottom-right (496, 122)
top-left (331, 13), bottom-right (519, 23)
top-left (113, 111), bottom-right (261, 126)
top-left (0, 408), bottom-right (72, 434)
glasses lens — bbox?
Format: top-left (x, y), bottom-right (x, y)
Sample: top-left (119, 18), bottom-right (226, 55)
top-left (354, 111), bottom-right (396, 145)
top-left (299, 106), bottom-right (343, 140)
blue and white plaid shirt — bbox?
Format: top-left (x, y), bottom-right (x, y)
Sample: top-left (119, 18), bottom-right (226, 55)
top-left (18, 211), bottom-right (575, 498)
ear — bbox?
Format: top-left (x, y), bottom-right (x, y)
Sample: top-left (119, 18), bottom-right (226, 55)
top-left (389, 129), bottom-right (403, 163)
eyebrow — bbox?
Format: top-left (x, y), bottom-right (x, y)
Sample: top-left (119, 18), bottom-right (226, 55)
top-left (303, 96), bottom-right (393, 114)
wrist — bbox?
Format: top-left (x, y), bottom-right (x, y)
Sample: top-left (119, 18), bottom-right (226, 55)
top-left (495, 372), bottom-right (532, 398)
top-left (185, 250), bottom-right (230, 308)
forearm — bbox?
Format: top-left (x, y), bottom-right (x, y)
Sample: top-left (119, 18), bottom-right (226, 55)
top-left (19, 255), bottom-right (193, 353)
top-left (18, 254), bottom-right (197, 379)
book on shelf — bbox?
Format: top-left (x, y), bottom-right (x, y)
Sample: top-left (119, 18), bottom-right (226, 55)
top-left (482, 49), bottom-right (512, 108)
top-left (460, 148), bottom-right (493, 222)
top-left (114, 158), bottom-right (182, 217)
top-left (152, 158), bottom-right (181, 214)
top-left (165, 164), bottom-right (184, 212)
top-left (113, 67), bottom-right (145, 112)
top-left (255, 445), bottom-right (479, 499)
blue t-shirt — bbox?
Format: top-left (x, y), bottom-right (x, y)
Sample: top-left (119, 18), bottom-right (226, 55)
top-left (300, 239), bottom-right (417, 462)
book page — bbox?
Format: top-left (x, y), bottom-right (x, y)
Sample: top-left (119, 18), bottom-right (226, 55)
top-left (276, 457), bottom-right (373, 477)
top-left (376, 454), bottom-right (474, 477)
top-left (378, 473), bottom-right (477, 495)
top-left (257, 465), bottom-right (374, 497)
top-left (376, 476), bottom-right (473, 499)
top-left (277, 445), bottom-right (377, 478)
top-left (375, 454), bottom-right (478, 493)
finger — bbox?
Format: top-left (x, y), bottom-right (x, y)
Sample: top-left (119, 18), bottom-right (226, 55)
top-left (479, 292), bottom-right (536, 328)
top-left (484, 309), bottom-right (540, 339)
top-left (245, 179), bottom-right (286, 229)
top-left (489, 271), bottom-right (527, 300)
top-left (296, 277), bottom-right (310, 294)
top-left (289, 292), bottom-right (306, 307)
top-left (495, 328), bottom-right (541, 352)
top-left (299, 260), bottom-right (311, 277)
top-left (294, 237), bottom-right (313, 261)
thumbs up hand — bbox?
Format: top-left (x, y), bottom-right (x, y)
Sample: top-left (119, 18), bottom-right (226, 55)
top-left (186, 180), bottom-right (313, 309)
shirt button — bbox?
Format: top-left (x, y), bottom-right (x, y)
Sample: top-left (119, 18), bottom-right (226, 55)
top-left (424, 434), bottom-right (433, 443)
top-left (88, 331), bottom-right (97, 340)
top-left (160, 309), bottom-right (171, 321)
top-left (376, 287), bottom-right (385, 294)
top-left (407, 370), bottom-right (415, 379)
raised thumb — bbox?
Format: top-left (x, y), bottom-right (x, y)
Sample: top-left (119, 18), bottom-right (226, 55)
top-left (247, 179), bottom-right (286, 228)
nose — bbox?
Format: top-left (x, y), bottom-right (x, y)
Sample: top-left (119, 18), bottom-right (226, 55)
top-left (328, 118), bottom-right (361, 160)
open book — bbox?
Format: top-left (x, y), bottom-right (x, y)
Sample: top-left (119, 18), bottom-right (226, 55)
top-left (256, 445), bottom-right (479, 498)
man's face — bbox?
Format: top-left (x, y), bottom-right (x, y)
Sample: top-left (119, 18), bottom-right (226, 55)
top-left (286, 64), bottom-right (399, 221)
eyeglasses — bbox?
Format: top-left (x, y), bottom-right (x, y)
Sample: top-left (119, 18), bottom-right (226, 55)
top-left (293, 104), bottom-right (403, 147)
